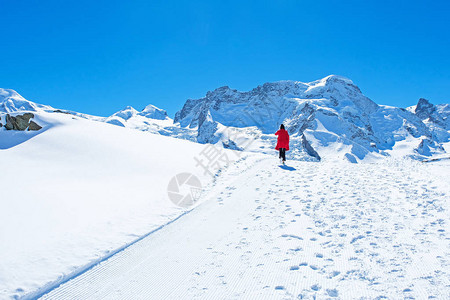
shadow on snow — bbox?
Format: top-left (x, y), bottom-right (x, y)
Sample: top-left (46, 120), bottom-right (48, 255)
top-left (279, 165), bottom-right (296, 171)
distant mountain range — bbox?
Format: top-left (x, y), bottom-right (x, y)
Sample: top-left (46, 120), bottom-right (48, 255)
top-left (1, 75), bottom-right (449, 162)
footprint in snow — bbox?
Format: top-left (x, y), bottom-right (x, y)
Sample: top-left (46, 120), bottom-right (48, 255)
top-left (281, 234), bottom-right (303, 240)
top-left (326, 289), bottom-right (339, 297)
top-left (290, 247), bottom-right (303, 252)
top-left (350, 235), bottom-right (365, 244)
top-left (328, 271), bottom-right (340, 278)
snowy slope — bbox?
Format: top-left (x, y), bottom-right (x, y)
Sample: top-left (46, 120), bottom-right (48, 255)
top-left (38, 157), bottom-right (450, 299)
top-left (0, 111), bottom-right (231, 299)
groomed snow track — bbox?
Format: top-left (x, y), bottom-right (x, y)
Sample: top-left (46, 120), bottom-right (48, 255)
top-left (35, 158), bottom-right (450, 299)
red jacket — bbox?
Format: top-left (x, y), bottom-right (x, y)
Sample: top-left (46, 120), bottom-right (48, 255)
top-left (275, 129), bottom-right (289, 151)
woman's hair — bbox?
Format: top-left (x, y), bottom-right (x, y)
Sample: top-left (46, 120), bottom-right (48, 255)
top-left (280, 124), bottom-right (285, 130)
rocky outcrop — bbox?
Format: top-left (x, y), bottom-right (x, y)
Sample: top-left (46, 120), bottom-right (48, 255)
top-left (2, 113), bottom-right (42, 131)
top-left (414, 98), bottom-right (449, 128)
top-left (411, 98), bottom-right (450, 144)
top-left (344, 153), bottom-right (358, 163)
top-left (415, 98), bottom-right (436, 120)
top-left (53, 109), bottom-right (74, 115)
top-left (415, 138), bottom-right (444, 156)
top-left (301, 134), bottom-right (321, 161)
top-left (28, 120), bottom-right (43, 131)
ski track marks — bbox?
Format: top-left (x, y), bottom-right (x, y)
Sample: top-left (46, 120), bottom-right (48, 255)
top-left (38, 158), bottom-right (450, 299)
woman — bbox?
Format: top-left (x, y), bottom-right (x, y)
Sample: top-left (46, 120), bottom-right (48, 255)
top-left (275, 124), bottom-right (289, 164)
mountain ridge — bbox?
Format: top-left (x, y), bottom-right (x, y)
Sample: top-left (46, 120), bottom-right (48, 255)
top-left (1, 76), bottom-right (449, 162)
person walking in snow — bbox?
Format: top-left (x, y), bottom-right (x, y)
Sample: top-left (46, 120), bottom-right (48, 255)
top-left (275, 124), bottom-right (289, 164)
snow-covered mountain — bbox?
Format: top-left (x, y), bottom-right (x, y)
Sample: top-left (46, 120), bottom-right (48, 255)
top-left (174, 75), bottom-right (449, 162)
top-left (0, 88), bottom-right (196, 141)
top-left (0, 88), bottom-right (54, 113)
top-left (1, 76), bottom-right (449, 162)
top-left (103, 105), bottom-right (196, 141)
top-left (106, 104), bottom-right (168, 125)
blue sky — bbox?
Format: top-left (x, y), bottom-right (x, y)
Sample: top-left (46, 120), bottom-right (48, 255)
top-left (1, 0), bottom-right (449, 117)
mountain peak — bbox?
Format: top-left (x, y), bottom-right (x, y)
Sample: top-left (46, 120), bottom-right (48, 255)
top-left (322, 74), bottom-right (354, 85)
top-left (111, 106), bottom-right (138, 120)
top-left (417, 97), bottom-right (432, 108)
top-left (0, 88), bottom-right (54, 113)
top-left (306, 75), bottom-right (356, 91)
top-left (140, 104), bottom-right (168, 120)
top-left (206, 86), bottom-right (237, 98)
top-left (0, 88), bottom-right (24, 100)
top-left (415, 98), bottom-right (435, 120)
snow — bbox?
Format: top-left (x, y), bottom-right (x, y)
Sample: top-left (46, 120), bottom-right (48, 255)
top-left (140, 104), bottom-right (169, 120)
top-left (0, 80), bottom-right (449, 299)
top-left (35, 156), bottom-right (450, 299)
top-left (0, 112), bottom-right (222, 299)
top-left (1, 110), bottom-right (449, 299)
top-left (0, 88), bottom-right (54, 113)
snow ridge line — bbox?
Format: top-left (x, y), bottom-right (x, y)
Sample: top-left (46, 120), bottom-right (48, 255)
top-left (23, 209), bottom-right (195, 300)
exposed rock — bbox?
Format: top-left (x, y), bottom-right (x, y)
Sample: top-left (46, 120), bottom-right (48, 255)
top-left (415, 138), bottom-right (444, 156)
top-left (4, 113), bottom-right (42, 131)
top-left (197, 117), bottom-right (219, 144)
top-left (17, 113), bottom-right (34, 129)
top-left (53, 109), bottom-right (74, 115)
top-left (344, 153), bottom-right (358, 163)
top-left (5, 114), bottom-right (15, 130)
top-left (222, 139), bottom-right (242, 151)
top-left (415, 98), bottom-right (435, 120)
top-left (28, 120), bottom-right (43, 131)
top-left (410, 98), bottom-right (449, 144)
top-left (301, 134), bottom-right (321, 161)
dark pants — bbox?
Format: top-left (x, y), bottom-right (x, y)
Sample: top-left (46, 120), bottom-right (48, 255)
top-left (279, 148), bottom-right (286, 161)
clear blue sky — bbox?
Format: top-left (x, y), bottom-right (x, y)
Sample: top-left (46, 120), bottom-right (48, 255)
top-left (1, 0), bottom-right (449, 117)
